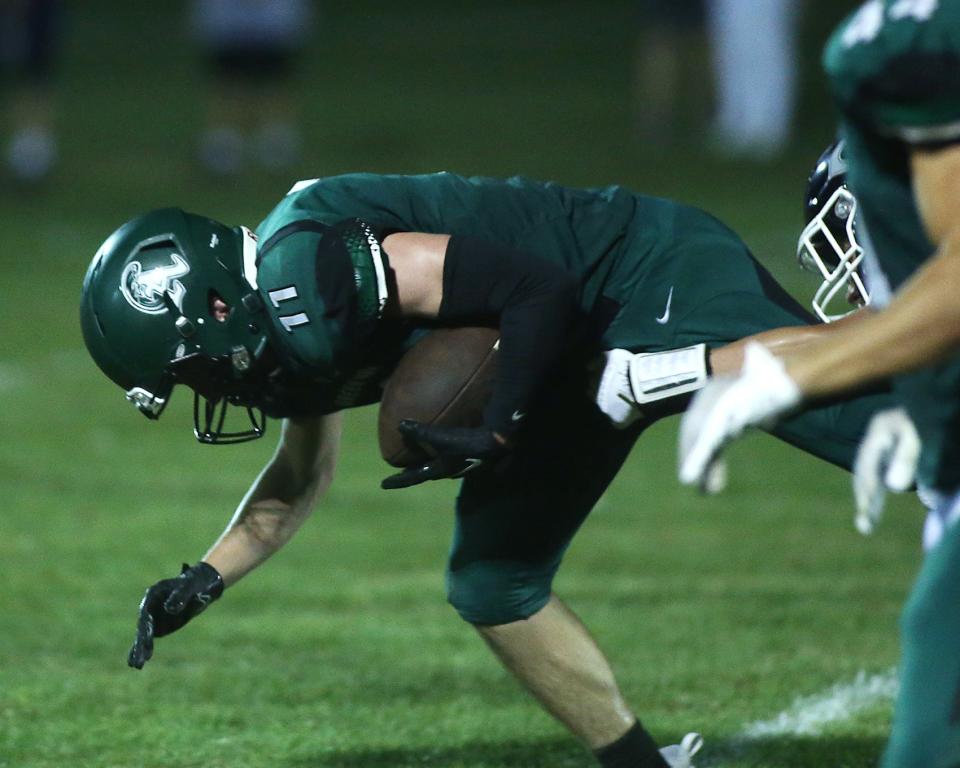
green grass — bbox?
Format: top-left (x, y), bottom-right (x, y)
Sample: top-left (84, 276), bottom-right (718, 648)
top-left (0, 2), bottom-right (924, 766)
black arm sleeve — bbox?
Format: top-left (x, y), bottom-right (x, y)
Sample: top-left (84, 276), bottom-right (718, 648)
top-left (437, 235), bottom-right (580, 437)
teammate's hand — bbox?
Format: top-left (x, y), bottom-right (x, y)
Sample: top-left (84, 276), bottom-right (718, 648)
top-left (679, 343), bottom-right (802, 493)
top-left (853, 407), bottom-right (920, 535)
top-left (128, 562), bottom-right (224, 670)
top-left (381, 420), bottom-right (509, 489)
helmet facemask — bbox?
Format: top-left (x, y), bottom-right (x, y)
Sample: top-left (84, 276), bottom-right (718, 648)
top-left (797, 185), bottom-right (870, 322)
top-left (798, 140), bottom-right (872, 323)
top-left (169, 341), bottom-right (270, 444)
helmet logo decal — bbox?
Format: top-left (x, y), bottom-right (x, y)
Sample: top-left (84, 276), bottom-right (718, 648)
top-left (120, 253), bottom-right (190, 315)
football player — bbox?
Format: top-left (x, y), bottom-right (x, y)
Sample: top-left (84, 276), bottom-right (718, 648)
top-left (82, 172), bottom-right (893, 768)
top-left (679, 2), bottom-right (960, 765)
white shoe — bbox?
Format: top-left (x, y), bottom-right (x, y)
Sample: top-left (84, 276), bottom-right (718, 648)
top-left (659, 732), bottom-right (703, 768)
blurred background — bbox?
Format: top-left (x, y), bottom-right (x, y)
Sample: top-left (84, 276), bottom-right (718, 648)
top-left (1, 2), bottom-right (926, 767)
top-left (1, 0), bottom-right (854, 223)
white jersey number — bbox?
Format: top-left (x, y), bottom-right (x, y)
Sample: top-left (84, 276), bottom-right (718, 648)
top-left (267, 285), bottom-right (311, 333)
top-left (843, 0), bottom-right (938, 48)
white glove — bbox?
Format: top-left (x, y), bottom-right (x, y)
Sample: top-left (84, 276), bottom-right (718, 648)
top-left (852, 407), bottom-right (920, 535)
top-left (595, 345), bottom-right (709, 429)
top-left (679, 342), bottom-right (802, 493)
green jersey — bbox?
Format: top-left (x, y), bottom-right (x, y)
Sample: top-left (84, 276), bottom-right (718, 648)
top-left (251, 172), bottom-right (706, 415)
top-left (824, 0), bottom-right (960, 491)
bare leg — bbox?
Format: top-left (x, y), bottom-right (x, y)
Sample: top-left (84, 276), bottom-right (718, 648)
top-left (475, 593), bottom-right (636, 749)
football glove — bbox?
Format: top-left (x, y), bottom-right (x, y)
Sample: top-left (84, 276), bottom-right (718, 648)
top-left (679, 343), bottom-right (802, 493)
top-left (853, 407), bottom-right (920, 535)
top-left (381, 420), bottom-right (509, 490)
top-left (128, 561), bottom-right (224, 670)
top-left (594, 345), bottom-right (709, 428)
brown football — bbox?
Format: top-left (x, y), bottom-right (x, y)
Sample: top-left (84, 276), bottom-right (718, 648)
top-left (379, 327), bottom-right (499, 467)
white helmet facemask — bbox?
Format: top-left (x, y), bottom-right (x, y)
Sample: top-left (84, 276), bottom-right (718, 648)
top-left (796, 185), bottom-right (870, 323)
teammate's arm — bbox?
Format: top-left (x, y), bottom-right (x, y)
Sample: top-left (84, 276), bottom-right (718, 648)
top-left (707, 309), bottom-right (872, 376)
top-left (597, 312), bottom-right (873, 429)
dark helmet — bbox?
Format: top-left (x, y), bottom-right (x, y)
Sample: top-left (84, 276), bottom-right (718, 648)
top-left (80, 208), bottom-right (270, 443)
top-left (797, 140), bottom-right (870, 322)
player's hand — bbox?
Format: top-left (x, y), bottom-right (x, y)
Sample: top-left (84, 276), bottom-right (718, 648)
top-left (853, 408), bottom-right (920, 535)
top-left (128, 562), bottom-right (224, 670)
top-left (679, 343), bottom-right (802, 493)
top-left (381, 420), bottom-right (509, 489)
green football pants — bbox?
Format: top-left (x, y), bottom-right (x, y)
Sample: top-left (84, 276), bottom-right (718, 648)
top-left (883, 506), bottom-right (960, 768)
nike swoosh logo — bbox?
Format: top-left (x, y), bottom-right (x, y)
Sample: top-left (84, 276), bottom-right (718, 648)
top-left (511, 410), bottom-right (525, 422)
top-left (453, 458), bottom-right (484, 477)
top-left (655, 287), bottom-right (674, 325)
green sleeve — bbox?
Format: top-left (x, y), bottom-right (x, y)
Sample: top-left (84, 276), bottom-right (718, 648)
top-left (824, 1), bottom-right (960, 143)
top-left (255, 232), bottom-right (344, 374)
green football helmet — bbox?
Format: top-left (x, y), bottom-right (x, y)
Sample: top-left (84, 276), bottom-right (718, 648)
top-left (80, 208), bottom-right (271, 443)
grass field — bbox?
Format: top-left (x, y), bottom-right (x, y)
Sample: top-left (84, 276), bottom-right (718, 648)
top-left (0, 2), bottom-right (927, 766)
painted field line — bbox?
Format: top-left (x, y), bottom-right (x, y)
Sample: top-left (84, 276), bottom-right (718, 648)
top-left (738, 667), bottom-right (898, 740)
top-left (696, 670), bottom-right (899, 766)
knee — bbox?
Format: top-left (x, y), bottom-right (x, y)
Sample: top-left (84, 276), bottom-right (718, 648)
top-left (446, 559), bottom-right (552, 626)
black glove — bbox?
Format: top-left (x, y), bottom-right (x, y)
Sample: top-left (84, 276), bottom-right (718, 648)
top-left (381, 420), bottom-right (510, 490)
top-left (127, 562), bottom-right (224, 670)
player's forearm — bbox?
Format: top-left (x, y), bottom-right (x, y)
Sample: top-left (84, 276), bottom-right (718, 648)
top-left (202, 417), bottom-right (340, 585)
top-left (787, 235), bottom-right (960, 398)
top-left (203, 467), bottom-right (332, 586)
top-left (202, 501), bottom-right (310, 587)
top-left (436, 235), bottom-right (579, 436)
top-left (710, 326), bottom-right (826, 376)
top-left (707, 311), bottom-right (870, 376)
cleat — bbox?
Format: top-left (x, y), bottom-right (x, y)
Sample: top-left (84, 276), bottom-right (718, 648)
top-left (659, 732), bottom-right (703, 768)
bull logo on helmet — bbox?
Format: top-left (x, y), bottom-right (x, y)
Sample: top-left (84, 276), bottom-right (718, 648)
top-left (120, 253), bottom-right (190, 315)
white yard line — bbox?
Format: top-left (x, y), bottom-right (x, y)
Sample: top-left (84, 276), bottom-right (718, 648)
top-left (739, 668), bottom-right (898, 740)
top-left (698, 669), bottom-right (899, 766)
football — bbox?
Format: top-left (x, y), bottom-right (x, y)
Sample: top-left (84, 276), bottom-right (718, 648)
top-left (378, 327), bottom-right (500, 467)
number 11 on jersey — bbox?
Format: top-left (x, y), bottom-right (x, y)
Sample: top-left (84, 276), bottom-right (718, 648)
top-left (267, 285), bottom-right (311, 333)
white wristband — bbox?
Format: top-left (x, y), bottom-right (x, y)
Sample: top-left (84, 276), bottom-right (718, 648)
top-left (628, 343), bottom-right (709, 405)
